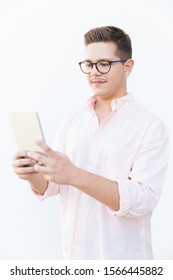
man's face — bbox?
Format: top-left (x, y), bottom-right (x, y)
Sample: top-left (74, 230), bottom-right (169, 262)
top-left (85, 42), bottom-right (131, 100)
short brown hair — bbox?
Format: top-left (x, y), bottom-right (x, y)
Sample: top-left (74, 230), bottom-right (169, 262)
top-left (84, 26), bottom-right (132, 60)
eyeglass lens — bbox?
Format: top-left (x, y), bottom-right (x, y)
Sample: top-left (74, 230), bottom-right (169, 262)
top-left (81, 60), bottom-right (111, 74)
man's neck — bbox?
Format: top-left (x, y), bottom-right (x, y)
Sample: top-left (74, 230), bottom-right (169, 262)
top-left (94, 92), bottom-right (127, 125)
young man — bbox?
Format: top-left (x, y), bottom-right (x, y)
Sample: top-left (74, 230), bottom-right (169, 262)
top-left (12, 26), bottom-right (169, 259)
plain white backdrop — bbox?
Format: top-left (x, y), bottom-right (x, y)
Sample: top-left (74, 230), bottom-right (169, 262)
top-left (0, 0), bottom-right (172, 259)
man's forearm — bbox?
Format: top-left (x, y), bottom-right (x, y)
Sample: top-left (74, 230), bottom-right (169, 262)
top-left (26, 142), bottom-right (120, 209)
top-left (28, 173), bottom-right (48, 195)
top-left (71, 167), bottom-right (120, 211)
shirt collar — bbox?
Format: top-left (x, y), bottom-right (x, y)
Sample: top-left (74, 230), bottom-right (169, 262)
top-left (88, 93), bottom-right (134, 112)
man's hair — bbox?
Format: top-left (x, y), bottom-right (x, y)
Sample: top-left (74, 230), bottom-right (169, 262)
top-left (84, 26), bottom-right (132, 60)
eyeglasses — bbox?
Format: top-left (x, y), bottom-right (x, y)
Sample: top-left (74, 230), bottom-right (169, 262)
top-left (79, 59), bottom-right (127, 74)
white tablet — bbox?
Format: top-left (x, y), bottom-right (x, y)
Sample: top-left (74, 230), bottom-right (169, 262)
top-left (8, 111), bottom-right (45, 153)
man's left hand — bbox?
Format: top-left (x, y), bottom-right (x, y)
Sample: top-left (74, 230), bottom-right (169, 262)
top-left (27, 140), bottom-right (78, 185)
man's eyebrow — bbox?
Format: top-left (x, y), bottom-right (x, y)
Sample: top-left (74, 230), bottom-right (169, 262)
top-left (84, 58), bottom-right (113, 62)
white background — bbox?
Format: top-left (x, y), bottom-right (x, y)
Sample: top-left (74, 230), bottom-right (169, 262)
top-left (0, 0), bottom-right (172, 260)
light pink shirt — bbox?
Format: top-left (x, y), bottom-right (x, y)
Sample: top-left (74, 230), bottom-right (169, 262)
top-left (37, 93), bottom-right (169, 259)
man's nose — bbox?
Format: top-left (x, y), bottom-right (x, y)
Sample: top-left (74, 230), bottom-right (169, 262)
top-left (90, 64), bottom-right (100, 75)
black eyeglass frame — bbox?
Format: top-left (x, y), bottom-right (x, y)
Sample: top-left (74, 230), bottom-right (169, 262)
top-left (79, 59), bottom-right (127, 74)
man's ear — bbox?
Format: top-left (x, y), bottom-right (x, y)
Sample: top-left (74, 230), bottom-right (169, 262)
top-left (124, 59), bottom-right (134, 77)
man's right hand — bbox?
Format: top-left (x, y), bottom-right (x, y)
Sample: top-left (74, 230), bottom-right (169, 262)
top-left (12, 150), bottom-right (38, 180)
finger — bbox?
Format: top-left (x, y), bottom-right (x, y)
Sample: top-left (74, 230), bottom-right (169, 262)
top-left (13, 150), bottom-right (29, 160)
top-left (12, 158), bottom-right (37, 168)
top-left (14, 165), bottom-right (36, 174)
top-left (27, 151), bottom-right (48, 166)
top-left (34, 163), bottom-right (49, 173)
top-left (35, 140), bottom-right (55, 157)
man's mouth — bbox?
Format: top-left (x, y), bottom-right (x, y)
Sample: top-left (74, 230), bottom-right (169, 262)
top-left (91, 80), bottom-right (106, 85)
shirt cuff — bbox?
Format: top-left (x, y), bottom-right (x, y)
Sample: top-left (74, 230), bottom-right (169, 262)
top-left (32, 181), bottom-right (60, 201)
top-left (107, 179), bottom-right (132, 217)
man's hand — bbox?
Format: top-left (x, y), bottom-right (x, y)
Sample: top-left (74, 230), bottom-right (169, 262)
top-left (26, 140), bottom-right (119, 210)
top-left (27, 140), bottom-right (78, 185)
top-left (12, 150), bottom-right (38, 180)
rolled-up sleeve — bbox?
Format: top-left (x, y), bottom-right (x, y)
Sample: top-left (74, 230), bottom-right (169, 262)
top-left (32, 182), bottom-right (60, 201)
top-left (108, 118), bottom-right (169, 218)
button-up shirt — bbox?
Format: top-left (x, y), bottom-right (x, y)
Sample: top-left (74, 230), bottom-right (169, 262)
top-left (37, 93), bottom-right (169, 259)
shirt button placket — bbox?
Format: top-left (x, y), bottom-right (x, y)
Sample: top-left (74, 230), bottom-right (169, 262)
top-left (87, 134), bottom-right (97, 172)
top-left (73, 195), bottom-right (88, 259)
top-left (73, 125), bottom-right (99, 258)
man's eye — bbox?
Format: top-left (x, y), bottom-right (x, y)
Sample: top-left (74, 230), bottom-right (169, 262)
top-left (99, 62), bottom-right (109, 67)
top-left (85, 62), bottom-right (92, 67)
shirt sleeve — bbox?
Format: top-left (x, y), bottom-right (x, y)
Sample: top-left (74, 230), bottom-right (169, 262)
top-left (108, 117), bottom-right (169, 218)
top-left (32, 182), bottom-right (60, 201)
